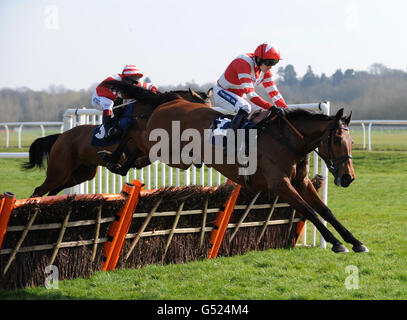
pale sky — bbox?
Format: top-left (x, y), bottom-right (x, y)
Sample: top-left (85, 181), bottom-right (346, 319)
top-left (1, 0), bottom-right (406, 91)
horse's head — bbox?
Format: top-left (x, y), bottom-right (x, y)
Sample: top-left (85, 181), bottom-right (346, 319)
top-left (318, 108), bottom-right (355, 187)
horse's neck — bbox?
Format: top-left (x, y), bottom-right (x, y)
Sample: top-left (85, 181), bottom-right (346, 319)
top-left (290, 118), bottom-right (332, 153)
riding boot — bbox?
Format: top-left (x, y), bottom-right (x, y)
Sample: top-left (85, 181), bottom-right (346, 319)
top-left (107, 118), bottom-right (121, 138)
top-left (102, 115), bottom-right (112, 139)
top-left (103, 115), bottom-right (120, 139)
top-left (225, 109), bottom-right (249, 156)
top-left (230, 108), bottom-right (249, 131)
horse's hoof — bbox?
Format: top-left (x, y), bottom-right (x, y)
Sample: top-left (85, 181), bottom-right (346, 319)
top-left (332, 244), bottom-right (349, 253)
top-left (98, 150), bottom-right (112, 162)
top-left (353, 244), bottom-right (369, 253)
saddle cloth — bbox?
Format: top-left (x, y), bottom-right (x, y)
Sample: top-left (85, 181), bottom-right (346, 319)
top-left (209, 114), bottom-right (257, 155)
top-left (91, 104), bottom-right (134, 147)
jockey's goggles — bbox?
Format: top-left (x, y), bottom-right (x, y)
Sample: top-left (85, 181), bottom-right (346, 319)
top-left (262, 59), bottom-right (279, 66)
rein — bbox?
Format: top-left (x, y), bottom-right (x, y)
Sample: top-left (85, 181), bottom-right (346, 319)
top-left (256, 114), bottom-right (308, 157)
top-left (257, 116), bottom-right (353, 173)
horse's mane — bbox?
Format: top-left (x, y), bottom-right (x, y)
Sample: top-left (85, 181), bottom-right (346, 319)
top-left (284, 108), bottom-right (334, 122)
top-left (102, 80), bottom-right (181, 109)
top-left (101, 80), bottom-right (207, 109)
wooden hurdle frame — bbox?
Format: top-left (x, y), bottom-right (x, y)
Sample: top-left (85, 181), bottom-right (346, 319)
top-left (0, 180), bottom-right (144, 275)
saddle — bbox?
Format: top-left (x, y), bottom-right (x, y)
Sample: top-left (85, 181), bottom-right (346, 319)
top-left (248, 109), bottom-right (271, 125)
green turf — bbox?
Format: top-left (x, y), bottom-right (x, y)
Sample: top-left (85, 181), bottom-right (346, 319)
top-left (0, 149), bottom-right (406, 300)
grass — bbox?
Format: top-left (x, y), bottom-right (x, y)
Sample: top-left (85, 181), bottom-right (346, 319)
top-left (0, 135), bottom-right (407, 299)
top-left (350, 129), bottom-right (407, 151)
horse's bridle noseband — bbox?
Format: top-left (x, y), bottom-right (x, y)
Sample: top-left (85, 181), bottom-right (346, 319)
top-left (315, 125), bottom-right (353, 175)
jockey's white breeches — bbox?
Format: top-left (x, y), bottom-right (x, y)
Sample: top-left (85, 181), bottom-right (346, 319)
top-left (213, 84), bottom-right (260, 114)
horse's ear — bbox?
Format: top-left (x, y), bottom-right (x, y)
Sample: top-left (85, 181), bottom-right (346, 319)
top-left (207, 88), bottom-right (214, 98)
top-left (335, 108), bottom-right (344, 121)
top-left (345, 111), bottom-right (352, 126)
top-left (189, 88), bottom-right (207, 101)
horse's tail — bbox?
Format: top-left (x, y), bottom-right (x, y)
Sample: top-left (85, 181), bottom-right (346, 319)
top-left (22, 134), bottom-right (61, 170)
top-left (101, 80), bottom-right (180, 108)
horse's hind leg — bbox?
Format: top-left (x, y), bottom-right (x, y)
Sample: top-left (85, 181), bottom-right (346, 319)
top-left (30, 160), bottom-right (73, 197)
top-left (48, 165), bottom-right (98, 195)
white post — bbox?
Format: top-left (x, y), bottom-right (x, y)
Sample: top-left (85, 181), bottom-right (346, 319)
top-left (311, 151), bottom-right (319, 246)
top-left (98, 166), bottom-right (102, 194)
top-left (361, 123), bottom-right (366, 149)
top-left (147, 165), bottom-right (151, 189)
top-left (200, 165), bottom-right (205, 186)
top-left (208, 167), bottom-right (212, 187)
top-left (161, 162), bottom-right (166, 187)
top-left (368, 122), bottom-right (373, 152)
top-left (184, 168), bottom-right (190, 186)
top-left (169, 167), bottom-right (173, 186)
top-left (18, 124), bottom-right (23, 148)
top-left (5, 125), bottom-right (9, 148)
top-left (154, 161), bottom-right (158, 189)
top-left (319, 101), bottom-right (330, 249)
top-left (319, 160), bottom-right (328, 249)
top-left (176, 168), bottom-right (180, 186)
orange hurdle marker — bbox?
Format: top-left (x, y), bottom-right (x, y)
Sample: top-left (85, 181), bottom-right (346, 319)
top-left (294, 220), bottom-right (306, 246)
top-left (0, 192), bottom-right (16, 249)
top-left (102, 179), bottom-right (144, 271)
top-left (208, 180), bottom-right (241, 259)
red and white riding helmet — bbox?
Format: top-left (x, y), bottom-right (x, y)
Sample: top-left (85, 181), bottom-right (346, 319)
top-left (122, 64), bottom-right (143, 78)
top-left (254, 42), bottom-right (282, 60)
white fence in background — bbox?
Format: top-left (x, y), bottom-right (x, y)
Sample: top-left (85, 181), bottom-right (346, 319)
top-left (0, 122), bottom-right (63, 148)
top-left (351, 120), bottom-right (407, 151)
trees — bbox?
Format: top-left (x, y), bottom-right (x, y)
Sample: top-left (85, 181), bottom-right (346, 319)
top-left (1, 63), bottom-right (406, 121)
top-left (277, 64), bottom-right (298, 86)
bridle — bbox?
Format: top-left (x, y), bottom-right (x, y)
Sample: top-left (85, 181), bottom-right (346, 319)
top-left (315, 124), bottom-right (353, 175)
top-left (257, 115), bottom-right (353, 175)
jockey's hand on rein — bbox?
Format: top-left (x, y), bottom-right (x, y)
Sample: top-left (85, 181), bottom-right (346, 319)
top-left (270, 105), bottom-right (286, 117)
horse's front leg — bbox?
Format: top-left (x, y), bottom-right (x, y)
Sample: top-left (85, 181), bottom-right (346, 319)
top-left (274, 177), bottom-right (349, 253)
top-left (296, 177), bottom-right (369, 253)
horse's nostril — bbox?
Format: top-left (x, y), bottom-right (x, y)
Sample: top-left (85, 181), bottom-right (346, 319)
top-left (341, 174), bottom-right (353, 187)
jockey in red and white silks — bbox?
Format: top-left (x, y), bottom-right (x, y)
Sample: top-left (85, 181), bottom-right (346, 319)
top-left (214, 42), bottom-right (288, 130)
top-left (92, 64), bottom-right (158, 138)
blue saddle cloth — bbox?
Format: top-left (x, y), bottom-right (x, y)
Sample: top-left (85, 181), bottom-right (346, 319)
top-left (91, 104), bottom-right (134, 147)
top-left (210, 114), bottom-right (257, 152)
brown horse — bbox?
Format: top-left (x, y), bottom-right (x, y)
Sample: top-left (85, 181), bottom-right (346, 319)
top-left (23, 89), bottom-right (212, 197)
top-left (102, 80), bottom-right (369, 253)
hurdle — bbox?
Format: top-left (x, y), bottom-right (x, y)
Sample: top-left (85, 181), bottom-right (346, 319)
top-left (1, 175), bottom-right (327, 289)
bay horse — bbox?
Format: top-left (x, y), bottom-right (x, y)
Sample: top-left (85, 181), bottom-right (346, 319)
top-left (102, 80), bottom-right (369, 254)
top-left (23, 89), bottom-right (212, 197)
